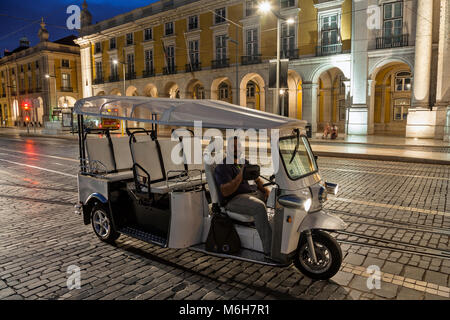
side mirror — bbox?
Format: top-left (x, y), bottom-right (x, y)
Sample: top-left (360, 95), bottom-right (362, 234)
top-left (325, 182), bottom-right (339, 195)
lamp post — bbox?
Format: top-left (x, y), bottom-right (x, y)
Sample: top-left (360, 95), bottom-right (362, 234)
top-left (45, 74), bottom-right (57, 121)
top-left (112, 59), bottom-right (127, 96)
top-left (258, 1), bottom-right (296, 115)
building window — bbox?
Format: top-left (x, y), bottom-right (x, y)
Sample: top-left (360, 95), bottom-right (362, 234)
top-left (215, 35), bottom-right (227, 61)
top-left (194, 84), bottom-right (205, 99)
top-left (126, 33), bottom-right (134, 46)
top-left (393, 98), bottom-right (409, 121)
top-left (144, 49), bottom-right (154, 72)
top-left (27, 63), bottom-right (31, 71)
top-left (246, 29), bottom-right (258, 56)
top-left (20, 65), bottom-right (24, 73)
top-left (280, 0), bottom-right (296, 9)
top-left (20, 78), bottom-right (25, 91)
top-left (36, 74), bottom-right (40, 89)
top-left (165, 22), bottom-right (174, 36)
top-left (127, 54), bottom-right (135, 75)
top-left (395, 71), bottom-right (411, 91)
top-left (281, 23), bottom-right (295, 53)
top-left (62, 59), bottom-right (70, 68)
top-left (110, 59), bottom-right (118, 78)
top-left (215, 7), bottom-right (226, 24)
top-left (35, 61), bottom-right (39, 69)
top-left (110, 38), bottom-right (116, 49)
top-left (384, 1), bottom-right (403, 37)
top-left (95, 61), bottom-right (103, 79)
top-left (62, 73), bottom-right (71, 89)
top-left (247, 81), bottom-right (256, 98)
top-left (144, 28), bottom-right (153, 41)
top-left (28, 76), bottom-right (32, 90)
top-left (166, 45), bottom-right (175, 71)
top-left (320, 14), bottom-right (339, 46)
top-left (219, 82), bottom-right (229, 100)
top-left (245, 0), bottom-right (257, 17)
top-left (188, 40), bottom-right (200, 65)
top-left (95, 42), bottom-right (101, 53)
top-left (12, 68), bottom-right (15, 75)
top-left (188, 16), bottom-right (198, 30)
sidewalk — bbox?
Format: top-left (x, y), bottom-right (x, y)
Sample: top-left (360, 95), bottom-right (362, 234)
top-left (0, 127), bottom-right (449, 165)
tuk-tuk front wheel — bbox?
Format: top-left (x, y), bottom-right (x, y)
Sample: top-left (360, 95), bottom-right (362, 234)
top-left (91, 204), bottom-right (120, 243)
top-left (294, 230), bottom-right (342, 280)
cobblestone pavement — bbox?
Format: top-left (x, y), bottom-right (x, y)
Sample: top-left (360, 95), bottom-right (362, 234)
top-left (0, 135), bottom-right (449, 300)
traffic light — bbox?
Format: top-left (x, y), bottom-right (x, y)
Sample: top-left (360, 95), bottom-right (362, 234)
top-left (23, 102), bottom-right (30, 110)
top-left (25, 116), bottom-right (30, 122)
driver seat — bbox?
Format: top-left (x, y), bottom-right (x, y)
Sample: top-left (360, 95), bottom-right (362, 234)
top-left (203, 155), bottom-right (255, 224)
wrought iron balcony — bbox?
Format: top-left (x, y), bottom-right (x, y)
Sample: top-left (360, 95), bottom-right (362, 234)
top-left (108, 74), bottom-right (120, 82)
top-left (280, 49), bottom-right (299, 60)
top-left (376, 34), bottom-right (409, 49)
top-left (316, 43), bottom-right (343, 56)
top-left (143, 68), bottom-right (155, 78)
top-left (185, 62), bottom-right (202, 72)
top-left (241, 54), bottom-right (262, 66)
top-left (163, 66), bottom-right (177, 75)
top-left (211, 58), bottom-right (229, 69)
top-left (125, 72), bottom-right (136, 80)
top-left (60, 86), bottom-right (73, 92)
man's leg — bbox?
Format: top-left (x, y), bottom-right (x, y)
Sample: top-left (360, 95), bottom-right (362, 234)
top-left (226, 193), bottom-right (272, 254)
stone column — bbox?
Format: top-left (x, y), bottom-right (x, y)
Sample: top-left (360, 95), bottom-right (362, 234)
top-left (434, 0), bottom-right (450, 140)
top-left (406, 0), bottom-right (435, 138)
top-left (80, 46), bottom-right (93, 98)
top-left (348, 0), bottom-right (369, 135)
top-left (302, 83), bottom-right (318, 134)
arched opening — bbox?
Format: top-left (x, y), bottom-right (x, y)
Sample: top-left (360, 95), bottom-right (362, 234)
top-left (143, 83), bottom-right (158, 97)
top-left (165, 82), bottom-right (180, 99)
top-left (186, 79), bottom-right (205, 99)
top-left (316, 67), bottom-right (346, 135)
top-left (239, 73), bottom-right (265, 110)
top-left (371, 62), bottom-right (412, 135)
top-left (96, 91), bottom-right (106, 96)
top-left (287, 70), bottom-right (302, 119)
top-left (58, 96), bottom-right (77, 108)
top-left (211, 77), bottom-right (232, 103)
top-left (110, 88), bottom-right (122, 96)
top-left (126, 85), bottom-right (139, 97)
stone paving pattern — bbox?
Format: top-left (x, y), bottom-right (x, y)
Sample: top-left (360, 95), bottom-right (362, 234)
top-left (0, 137), bottom-right (449, 300)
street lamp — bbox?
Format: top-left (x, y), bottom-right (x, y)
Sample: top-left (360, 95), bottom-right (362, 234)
top-left (258, 1), bottom-right (296, 115)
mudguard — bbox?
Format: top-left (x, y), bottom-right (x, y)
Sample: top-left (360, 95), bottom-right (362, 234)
top-left (298, 210), bottom-right (347, 233)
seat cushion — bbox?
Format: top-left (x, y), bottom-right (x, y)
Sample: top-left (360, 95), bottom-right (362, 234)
top-left (226, 211), bottom-right (255, 223)
top-left (104, 171), bottom-right (134, 182)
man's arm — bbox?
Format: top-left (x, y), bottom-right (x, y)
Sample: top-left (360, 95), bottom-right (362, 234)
top-left (219, 167), bottom-right (244, 198)
top-left (255, 177), bottom-right (270, 201)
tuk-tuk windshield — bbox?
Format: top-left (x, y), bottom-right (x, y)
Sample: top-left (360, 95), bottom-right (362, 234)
top-left (279, 135), bottom-right (318, 180)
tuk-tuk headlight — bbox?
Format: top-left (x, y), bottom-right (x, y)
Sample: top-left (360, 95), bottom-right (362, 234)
top-left (278, 195), bottom-right (312, 212)
top-left (303, 198), bottom-right (312, 212)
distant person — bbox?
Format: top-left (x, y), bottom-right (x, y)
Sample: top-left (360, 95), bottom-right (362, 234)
top-left (322, 122), bottom-right (331, 139)
top-left (331, 124), bottom-right (338, 140)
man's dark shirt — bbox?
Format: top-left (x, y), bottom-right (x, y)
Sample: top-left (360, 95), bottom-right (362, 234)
top-left (214, 159), bottom-right (255, 202)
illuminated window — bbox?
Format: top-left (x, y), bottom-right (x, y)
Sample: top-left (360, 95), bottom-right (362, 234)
top-left (395, 71), bottom-right (411, 91)
top-left (393, 98), bottom-right (410, 121)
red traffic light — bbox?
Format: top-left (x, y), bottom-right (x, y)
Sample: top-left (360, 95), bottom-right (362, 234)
top-left (23, 103), bottom-right (30, 110)
top-left (25, 116), bottom-right (30, 122)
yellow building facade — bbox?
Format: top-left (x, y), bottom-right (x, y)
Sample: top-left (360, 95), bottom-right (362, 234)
top-left (0, 21), bottom-right (81, 128)
top-left (76, 0), bottom-right (450, 139)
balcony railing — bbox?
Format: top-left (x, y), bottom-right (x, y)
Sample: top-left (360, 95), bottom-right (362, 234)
top-left (241, 54), bottom-right (262, 65)
top-left (93, 77), bottom-right (104, 85)
top-left (376, 34), bottom-right (409, 49)
top-left (188, 23), bottom-right (198, 30)
top-left (185, 62), bottom-right (202, 72)
top-left (211, 58), bottom-right (229, 69)
top-left (60, 86), bottom-right (73, 92)
top-left (281, 49), bottom-right (299, 60)
top-left (143, 68), bottom-right (155, 78)
top-left (125, 72), bottom-right (136, 80)
top-left (109, 74), bottom-right (120, 82)
top-left (163, 66), bottom-right (177, 75)
top-left (316, 43), bottom-right (343, 56)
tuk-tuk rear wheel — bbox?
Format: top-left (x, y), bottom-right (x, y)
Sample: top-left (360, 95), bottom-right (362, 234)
top-left (91, 204), bottom-right (120, 243)
top-left (294, 230), bottom-right (342, 280)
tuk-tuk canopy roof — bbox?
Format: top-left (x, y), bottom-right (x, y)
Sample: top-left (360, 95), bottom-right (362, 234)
top-left (74, 96), bottom-right (306, 130)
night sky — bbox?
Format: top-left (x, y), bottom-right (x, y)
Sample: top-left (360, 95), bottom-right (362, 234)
top-left (0, 0), bottom-right (157, 55)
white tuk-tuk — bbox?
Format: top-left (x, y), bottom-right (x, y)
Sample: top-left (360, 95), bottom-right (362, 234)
top-left (73, 96), bottom-right (346, 280)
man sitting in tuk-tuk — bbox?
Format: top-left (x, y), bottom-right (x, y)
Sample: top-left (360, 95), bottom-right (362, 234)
top-left (214, 136), bottom-right (272, 256)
